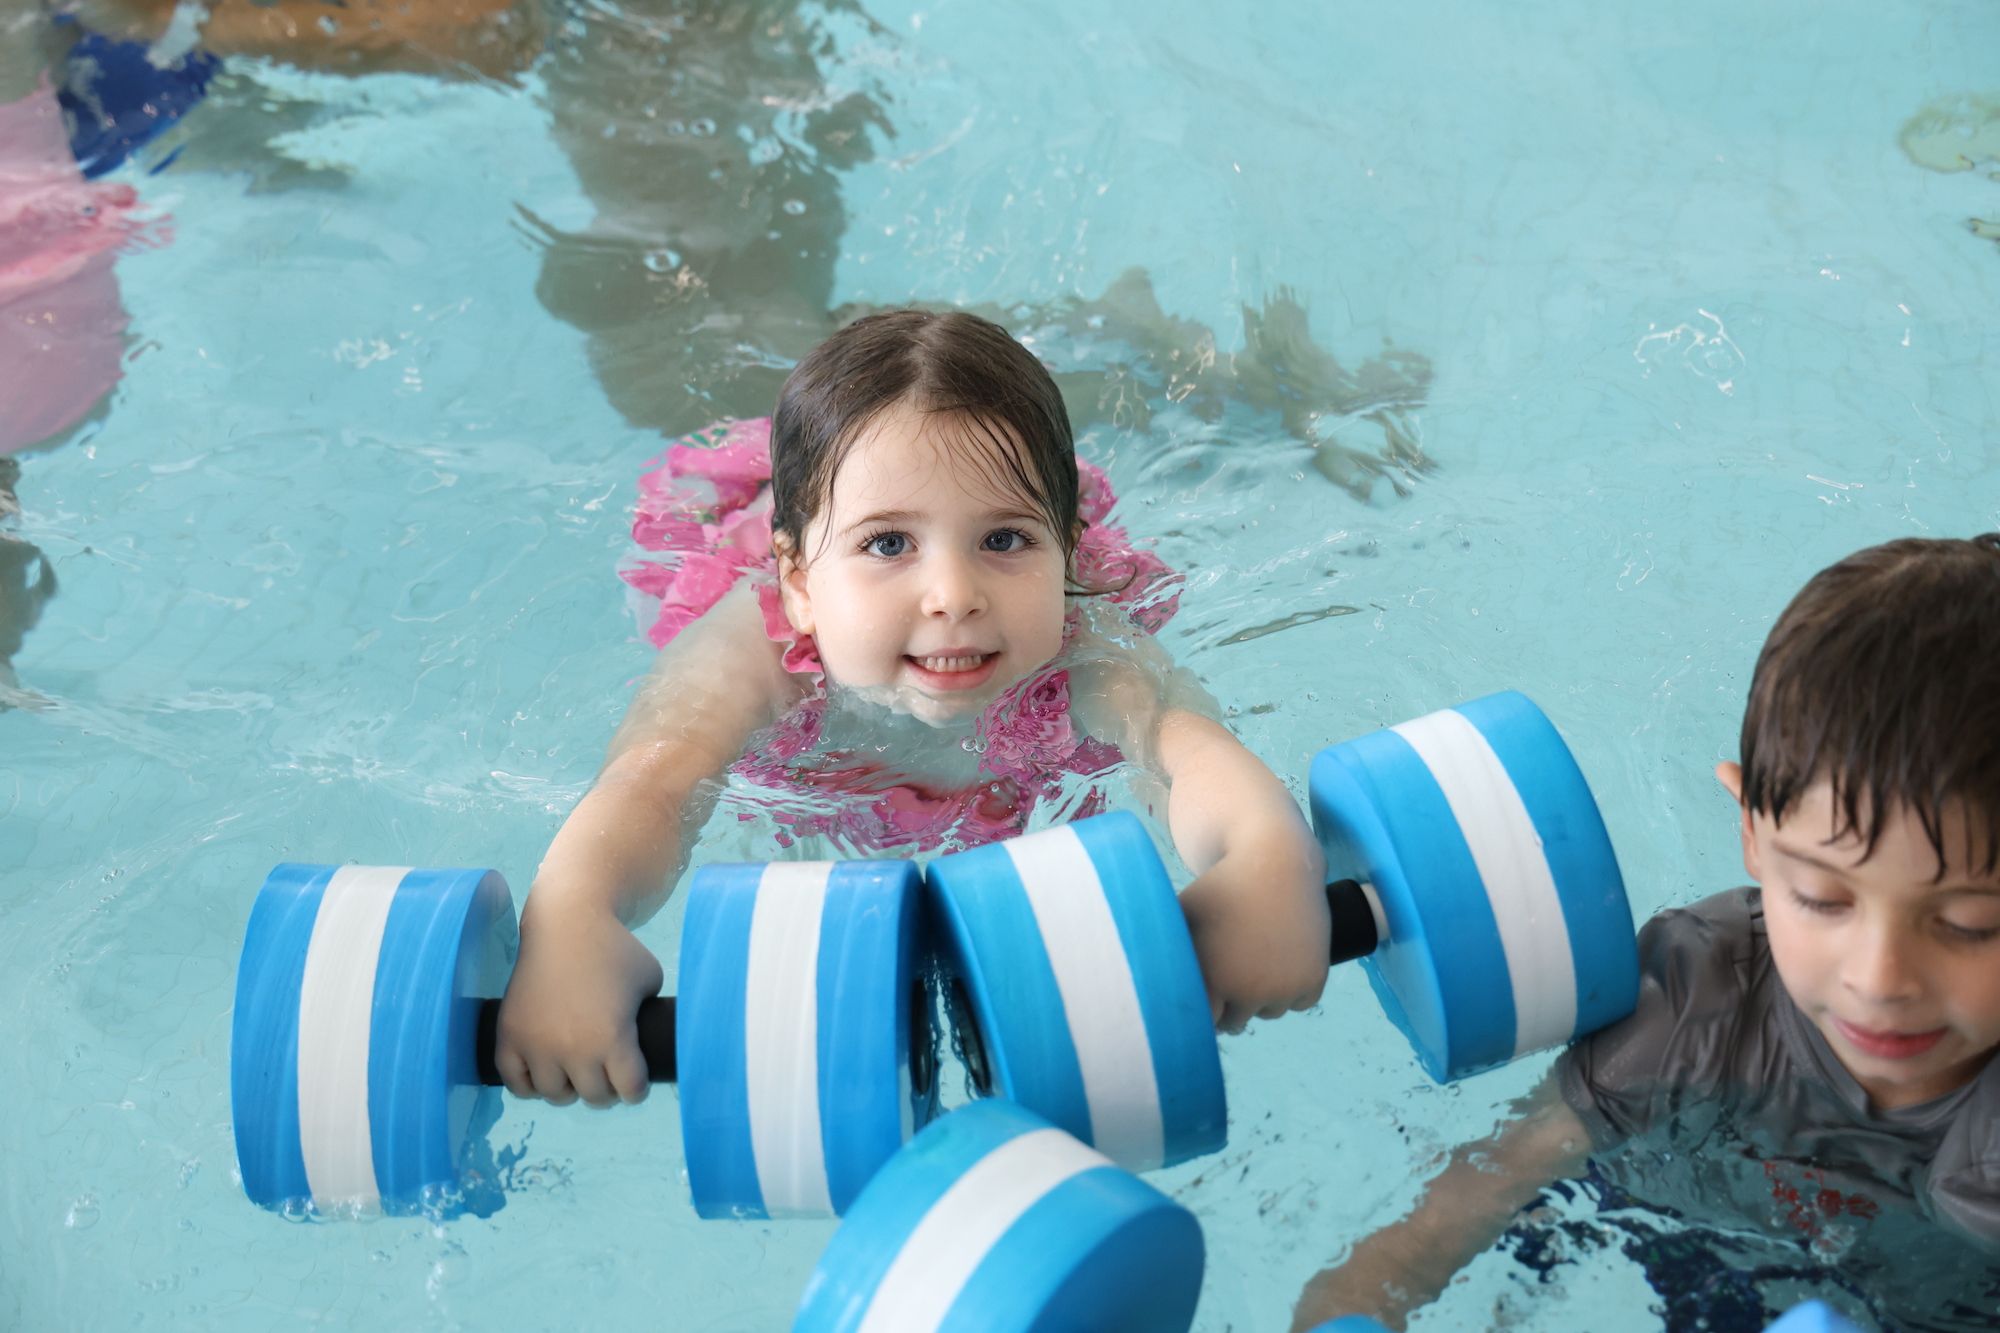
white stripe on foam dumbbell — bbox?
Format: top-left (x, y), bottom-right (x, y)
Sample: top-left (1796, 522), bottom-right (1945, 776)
top-left (232, 859), bottom-right (934, 1219)
top-left (793, 1100), bottom-right (1204, 1333)
top-left (926, 811), bottom-right (1230, 1174)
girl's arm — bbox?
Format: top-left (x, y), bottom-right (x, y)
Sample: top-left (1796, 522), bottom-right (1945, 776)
top-left (1289, 1073), bottom-right (1597, 1331)
top-left (1068, 622), bottom-right (1331, 1031)
top-left (494, 581), bottom-right (808, 1108)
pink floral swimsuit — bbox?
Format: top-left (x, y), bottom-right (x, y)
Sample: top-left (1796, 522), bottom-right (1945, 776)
top-left (619, 418), bottom-right (1181, 853)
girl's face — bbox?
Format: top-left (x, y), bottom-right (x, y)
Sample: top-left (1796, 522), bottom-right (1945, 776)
top-left (1721, 764), bottom-right (2000, 1111)
top-left (776, 399), bottom-right (1070, 726)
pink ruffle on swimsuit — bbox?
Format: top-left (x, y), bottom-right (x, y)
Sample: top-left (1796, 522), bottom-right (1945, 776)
top-left (620, 417), bottom-right (1181, 853)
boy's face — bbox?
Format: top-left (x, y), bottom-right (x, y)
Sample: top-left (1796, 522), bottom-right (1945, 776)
top-left (1720, 763), bottom-right (2000, 1111)
top-left (777, 400), bottom-right (1069, 727)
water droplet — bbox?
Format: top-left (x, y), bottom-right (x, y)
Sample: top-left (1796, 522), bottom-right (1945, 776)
top-left (65, 1195), bottom-right (100, 1229)
top-left (690, 117), bottom-right (717, 136)
top-left (782, 199), bottom-right (807, 216)
top-left (642, 249), bottom-right (682, 273)
top-left (960, 735), bottom-right (989, 754)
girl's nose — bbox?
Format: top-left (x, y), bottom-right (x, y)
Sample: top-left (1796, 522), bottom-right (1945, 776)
top-left (1843, 921), bottom-right (1922, 1006)
top-left (920, 552), bottom-right (987, 620)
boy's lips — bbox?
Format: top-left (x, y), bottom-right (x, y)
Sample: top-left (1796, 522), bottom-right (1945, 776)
top-left (903, 650), bottom-right (1000, 692)
top-left (1833, 1018), bottom-right (1946, 1060)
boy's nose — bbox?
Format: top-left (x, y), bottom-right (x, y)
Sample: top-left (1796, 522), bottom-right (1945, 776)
top-left (1842, 922), bottom-right (1922, 1006)
top-left (920, 552), bottom-right (987, 620)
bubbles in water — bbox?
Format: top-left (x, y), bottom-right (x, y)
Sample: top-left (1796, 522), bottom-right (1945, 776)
top-left (782, 198), bottom-right (807, 216)
top-left (959, 734), bottom-right (988, 754)
top-left (426, 1240), bottom-right (471, 1299)
top-left (642, 249), bottom-right (683, 273)
top-left (64, 1194), bottom-right (100, 1229)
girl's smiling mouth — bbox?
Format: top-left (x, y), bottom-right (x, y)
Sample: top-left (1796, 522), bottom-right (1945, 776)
top-left (905, 651), bottom-right (1000, 691)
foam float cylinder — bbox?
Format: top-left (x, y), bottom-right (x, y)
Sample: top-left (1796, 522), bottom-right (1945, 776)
top-left (794, 1100), bottom-right (1204, 1333)
top-left (925, 812), bottom-right (1227, 1172)
top-left (232, 865), bottom-right (514, 1214)
top-left (1307, 690), bottom-right (1638, 1081)
top-left (678, 859), bottom-right (933, 1218)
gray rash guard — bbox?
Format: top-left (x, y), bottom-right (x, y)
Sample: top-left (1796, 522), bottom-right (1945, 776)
top-left (1556, 887), bottom-right (2000, 1253)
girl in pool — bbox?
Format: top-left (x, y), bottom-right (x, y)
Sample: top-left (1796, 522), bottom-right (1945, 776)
top-left (495, 308), bottom-right (1335, 1108)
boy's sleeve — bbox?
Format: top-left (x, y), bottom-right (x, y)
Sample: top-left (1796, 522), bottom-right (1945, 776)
top-left (1927, 1069), bottom-right (2000, 1253)
top-left (1555, 889), bottom-right (1761, 1148)
top-left (1929, 1165), bottom-right (2000, 1254)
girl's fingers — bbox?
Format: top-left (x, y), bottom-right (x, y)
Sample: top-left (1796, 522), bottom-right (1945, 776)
top-left (606, 1044), bottom-right (652, 1106)
top-left (494, 1046), bottom-right (536, 1101)
top-left (526, 1057), bottom-right (578, 1107)
top-left (569, 1063), bottom-right (616, 1110)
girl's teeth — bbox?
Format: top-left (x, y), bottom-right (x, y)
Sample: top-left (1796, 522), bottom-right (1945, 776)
top-left (915, 654), bottom-right (987, 673)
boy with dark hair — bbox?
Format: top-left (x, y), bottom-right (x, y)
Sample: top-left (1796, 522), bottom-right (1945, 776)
top-left (1293, 534), bottom-right (2000, 1331)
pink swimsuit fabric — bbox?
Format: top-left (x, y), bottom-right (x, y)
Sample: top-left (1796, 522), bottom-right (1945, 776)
top-left (0, 81), bottom-right (164, 456)
top-left (620, 417), bottom-right (1181, 851)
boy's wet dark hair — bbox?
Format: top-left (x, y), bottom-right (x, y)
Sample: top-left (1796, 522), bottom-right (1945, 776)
top-left (1739, 533), bottom-right (2000, 876)
top-left (769, 309), bottom-right (1081, 568)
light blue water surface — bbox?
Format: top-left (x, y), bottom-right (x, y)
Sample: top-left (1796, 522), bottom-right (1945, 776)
top-left (3, 0), bottom-right (1998, 1328)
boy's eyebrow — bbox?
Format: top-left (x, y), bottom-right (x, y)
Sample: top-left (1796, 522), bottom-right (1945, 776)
top-left (1770, 840), bottom-right (1858, 875)
top-left (1772, 839), bottom-right (2000, 896)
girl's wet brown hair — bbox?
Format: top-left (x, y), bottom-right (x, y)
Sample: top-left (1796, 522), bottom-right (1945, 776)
top-left (768, 309), bottom-right (1082, 568)
top-left (1738, 533), bottom-right (2000, 877)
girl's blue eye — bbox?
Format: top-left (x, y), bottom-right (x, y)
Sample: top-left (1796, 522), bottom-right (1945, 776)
top-left (863, 531), bottom-right (909, 558)
top-left (983, 528), bottom-right (1033, 553)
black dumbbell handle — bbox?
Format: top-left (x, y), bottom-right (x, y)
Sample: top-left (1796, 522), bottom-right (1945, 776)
top-left (1325, 879), bottom-right (1381, 967)
top-left (473, 996), bottom-right (678, 1087)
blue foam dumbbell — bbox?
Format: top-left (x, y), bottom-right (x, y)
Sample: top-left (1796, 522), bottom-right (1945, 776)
top-left (231, 859), bottom-right (934, 1219)
top-left (1309, 691), bottom-right (1639, 1081)
top-left (928, 694), bottom-right (1639, 1166)
top-left (794, 1099), bottom-right (1204, 1333)
top-left (925, 812), bottom-right (1229, 1173)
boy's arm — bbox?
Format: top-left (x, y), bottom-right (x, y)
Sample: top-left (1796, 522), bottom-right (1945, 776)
top-left (1067, 625), bottom-right (1330, 1031)
top-left (53, 0), bottom-right (544, 79)
top-left (1290, 1073), bottom-right (1599, 1332)
top-left (495, 581), bottom-right (807, 1109)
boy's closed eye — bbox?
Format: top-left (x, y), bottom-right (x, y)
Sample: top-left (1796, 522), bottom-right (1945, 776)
top-left (1783, 883), bottom-right (2000, 943)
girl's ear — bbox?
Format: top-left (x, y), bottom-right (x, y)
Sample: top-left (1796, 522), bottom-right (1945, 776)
top-left (774, 531), bottom-right (815, 636)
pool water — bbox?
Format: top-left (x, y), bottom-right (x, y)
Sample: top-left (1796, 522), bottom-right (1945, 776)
top-left (4, 0), bottom-right (1998, 1328)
